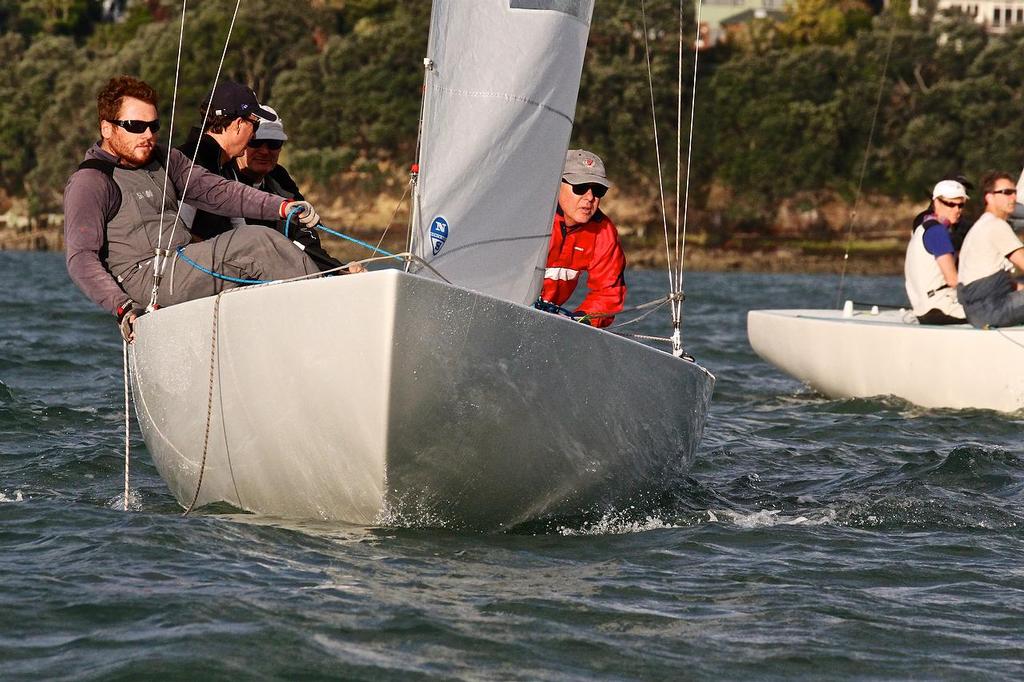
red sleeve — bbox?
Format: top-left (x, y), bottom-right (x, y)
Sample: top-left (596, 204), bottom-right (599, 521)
top-left (576, 217), bottom-right (626, 328)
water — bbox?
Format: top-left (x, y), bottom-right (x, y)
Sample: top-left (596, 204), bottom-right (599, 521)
top-left (2, 251), bottom-right (1022, 680)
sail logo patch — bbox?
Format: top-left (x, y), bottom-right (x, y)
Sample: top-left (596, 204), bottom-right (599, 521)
top-left (430, 216), bottom-right (449, 255)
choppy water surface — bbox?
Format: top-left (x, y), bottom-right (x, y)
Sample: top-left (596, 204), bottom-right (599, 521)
top-left (1, 251), bottom-right (1022, 680)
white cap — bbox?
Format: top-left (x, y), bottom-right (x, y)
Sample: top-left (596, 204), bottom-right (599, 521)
top-left (252, 105), bottom-right (287, 142)
top-left (932, 180), bottom-right (967, 200)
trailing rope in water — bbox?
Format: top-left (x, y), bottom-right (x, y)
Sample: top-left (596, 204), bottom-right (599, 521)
top-left (182, 291), bottom-right (223, 516)
top-left (122, 339), bottom-right (131, 512)
top-left (835, 21), bottom-right (896, 308)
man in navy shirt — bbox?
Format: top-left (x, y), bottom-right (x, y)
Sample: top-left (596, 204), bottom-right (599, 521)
top-left (904, 179), bottom-right (968, 324)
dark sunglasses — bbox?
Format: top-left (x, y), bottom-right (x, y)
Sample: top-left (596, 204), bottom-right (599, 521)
top-left (248, 139), bottom-right (284, 150)
top-left (564, 181), bottom-right (607, 199)
top-left (242, 117), bottom-right (260, 133)
top-left (936, 198), bottom-right (966, 209)
top-left (989, 188), bottom-right (1018, 196)
top-left (109, 119), bottom-right (160, 134)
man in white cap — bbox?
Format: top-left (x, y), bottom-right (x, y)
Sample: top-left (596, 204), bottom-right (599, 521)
top-left (956, 171), bottom-right (1024, 327)
top-left (538, 149), bottom-right (626, 328)
top-left (904, 178), bottom-right (968, 324)
top-left (232, 106), bottom-right (348, 272)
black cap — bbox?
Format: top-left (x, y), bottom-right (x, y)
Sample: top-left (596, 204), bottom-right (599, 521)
top-left (202, 81), bottom-right (276, 121)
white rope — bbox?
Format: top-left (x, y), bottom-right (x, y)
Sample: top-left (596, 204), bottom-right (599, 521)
top-left (640, 0), bottom-right (678, 323)
top-left (151, 0), bottom-right (244, 307)
top-left (122, 339), bottom-right (131, 512)
top-left (149, 0), bottom-right (189, 310)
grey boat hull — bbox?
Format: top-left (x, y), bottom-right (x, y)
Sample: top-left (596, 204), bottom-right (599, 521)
top-left (131, 269), bottom-right (715, 529)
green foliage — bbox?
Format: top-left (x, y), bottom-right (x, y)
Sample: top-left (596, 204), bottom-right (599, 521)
top-left (1, 0), bottom-right (1023, 238)
top-left (1, 0), bottom-right (103, 39)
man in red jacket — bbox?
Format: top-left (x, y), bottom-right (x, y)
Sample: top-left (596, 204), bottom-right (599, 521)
top-left (539, 149), bottom-right (626, 328)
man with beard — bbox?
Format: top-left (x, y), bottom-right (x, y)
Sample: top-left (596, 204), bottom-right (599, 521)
top-left (64, 76), bottom-right (322, 342)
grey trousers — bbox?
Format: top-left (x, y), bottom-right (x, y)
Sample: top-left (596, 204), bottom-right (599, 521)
top-left (120, 225), bottom-right (319, 307)
top-left (958, 271), bottom-right (1024, 328)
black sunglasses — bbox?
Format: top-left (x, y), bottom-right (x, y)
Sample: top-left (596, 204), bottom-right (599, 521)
top-left (936, 198), bottom-right (966, 209)
top-left (989, 188), bottom-right (1018, 196)
top-left (564, 181), bottom-right (607, 199)
top-left (109, 119), bottom-right (160, 134)
top-left (248, 139), bottom-right (284, 150)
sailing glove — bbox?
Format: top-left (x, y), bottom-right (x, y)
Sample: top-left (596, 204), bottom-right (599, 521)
top-left (280, 200), bottom-right (320, 228)
top-left (117, 299), bottom-right (141, 343)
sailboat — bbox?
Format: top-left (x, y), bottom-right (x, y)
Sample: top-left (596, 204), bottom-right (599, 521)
top-left (748, 304), bottom-right (1024, 412)
top-left (129, 0), bottom-right (715, 529)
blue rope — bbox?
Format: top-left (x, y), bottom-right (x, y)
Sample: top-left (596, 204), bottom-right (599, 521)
top-left (176, 208), bottom-right (401, 284)
top-left (175, 246), bottom-right (269, 284)
top-left (285, 205), bottom-right (402, 261)
top-left (315, 224), bottom-right (401, 260)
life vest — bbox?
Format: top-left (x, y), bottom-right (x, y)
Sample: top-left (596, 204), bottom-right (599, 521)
top-left (77, 149), bottom-right (190, 285)
top-left (904, 216), bottom-right (964, 319)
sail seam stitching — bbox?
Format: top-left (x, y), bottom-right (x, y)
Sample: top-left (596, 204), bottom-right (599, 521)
top-left (433, 87), bottom-right (573, 124)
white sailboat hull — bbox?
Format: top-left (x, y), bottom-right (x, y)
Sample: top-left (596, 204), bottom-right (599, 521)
top-left (131, 270), bottom-right (715, 528)
top-left (748, 309), bottom-right (1024, 412)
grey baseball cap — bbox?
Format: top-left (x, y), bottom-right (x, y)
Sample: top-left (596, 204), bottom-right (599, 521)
top-left (562, 149), bottom-right (612, 188)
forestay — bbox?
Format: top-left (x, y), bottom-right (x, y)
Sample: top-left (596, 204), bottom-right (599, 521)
top-left (410, 0), bottom-right (594, 305)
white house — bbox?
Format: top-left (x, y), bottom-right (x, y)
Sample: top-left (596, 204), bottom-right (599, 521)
top-left (910, 0), bottom-right (1024, 33)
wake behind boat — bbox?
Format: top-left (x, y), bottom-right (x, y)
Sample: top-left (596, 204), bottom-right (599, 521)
top-left (748, 305), bottom-right (1024, 412)
top-left (128, 0), bottom-right (715, 528)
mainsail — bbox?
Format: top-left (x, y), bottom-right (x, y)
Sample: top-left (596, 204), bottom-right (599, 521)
top-left (410, 0), bottom-right (594, 305)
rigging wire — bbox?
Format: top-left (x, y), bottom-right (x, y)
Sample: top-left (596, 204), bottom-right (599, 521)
top-left (407, 58), bottom-right (433, 261)
top-left (640, 0), bottom-right (678, 323)
top-left (834, 20), bottom-right (897, 308)
top-left (677, 0), bottom-right (703, 324)
top-left (149, 0), bottom-right (188, 311)
top-left (150, 0), bottom-right (243, 309)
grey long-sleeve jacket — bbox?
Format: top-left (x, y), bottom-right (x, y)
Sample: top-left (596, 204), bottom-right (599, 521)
top-left (63, 144), bottom-right (284, 315)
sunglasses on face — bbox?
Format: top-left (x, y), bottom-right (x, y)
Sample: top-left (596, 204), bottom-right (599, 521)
top-left (109, 119), bottom-right (160, 134)
top-left (241, 117), bottom-right (260, 133)
top-left (990, 188), bottom-right (1018, 196)
top-left (564, 181), bottom-right (608, 199)
top-left (937, 198), bottom-right (966, 209)
top-left (248, 139), bottom-right (284, 150)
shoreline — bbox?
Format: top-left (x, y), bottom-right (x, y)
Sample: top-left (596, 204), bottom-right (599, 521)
top-left (0, 227), bottom-right (905, 276)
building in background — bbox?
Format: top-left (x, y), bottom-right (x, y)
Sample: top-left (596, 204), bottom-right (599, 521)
top-left (911, 0), bottom-right (1024, 33)
top-left (699, 0), bottom-right (787, 47)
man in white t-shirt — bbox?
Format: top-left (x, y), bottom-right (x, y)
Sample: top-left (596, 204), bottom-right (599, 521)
top-left (956, 171), bottom-right (1024, 328)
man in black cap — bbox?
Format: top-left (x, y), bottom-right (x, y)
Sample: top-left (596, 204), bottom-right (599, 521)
top-left (177, 81), bottom-right (283, 240)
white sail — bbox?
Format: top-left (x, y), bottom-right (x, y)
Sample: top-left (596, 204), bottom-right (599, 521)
top-left (410, 0), bottom-right (594, 304)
